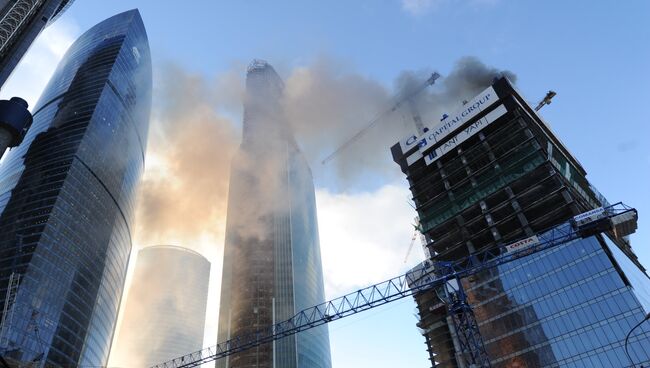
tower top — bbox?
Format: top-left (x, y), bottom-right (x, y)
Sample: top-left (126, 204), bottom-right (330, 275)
top-left (247, 59), bottom-right (270, 73)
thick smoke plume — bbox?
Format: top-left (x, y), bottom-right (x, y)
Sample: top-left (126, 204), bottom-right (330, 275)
top-left (118, 56), bottom-right (515, 363)
top-left (284, 56), bottom-right (516, 182)
top-left (136, 56), bottom-right (515, 248)
top-left (133, 64), bottom-right (242, 250)
top-left (113, 64), bottom-right (245, 366)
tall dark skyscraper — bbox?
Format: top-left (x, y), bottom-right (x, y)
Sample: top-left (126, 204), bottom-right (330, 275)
top-left (217, 60), bottom-right (331, 368)
top-left (0, 0), bottom-right (74, 88)
top-left (392, 77), bottom-right (650, 367)
top-left (110, 245), bottom-right (210, 367)
top-left (0, 9), bottom-right (151, 367)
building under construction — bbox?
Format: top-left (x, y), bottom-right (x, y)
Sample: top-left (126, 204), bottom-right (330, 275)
top-left (392, 77), bottom-right (650, 367)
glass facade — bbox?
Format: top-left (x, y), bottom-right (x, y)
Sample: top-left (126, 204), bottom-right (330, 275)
top-left (0, 9), bottom-right (150, 367)
top-left (392, 77), bottom-right (650, 367)
top-left (0, 0), bottom-right (75, 88)
top-left (217, 60), bottom-right (331, 368)
top-left (110, 245), bottom-right (211, 367)
top-left (468, 225), bottom-right (650, 367)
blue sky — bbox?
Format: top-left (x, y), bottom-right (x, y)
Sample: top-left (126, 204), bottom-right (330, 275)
top-left (2, 1), bottom-right (649, 367)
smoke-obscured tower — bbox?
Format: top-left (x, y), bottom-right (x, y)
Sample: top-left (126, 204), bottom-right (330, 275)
top-left (217, 60), bottom-right (331, 368)
top-left (110, 245), bottom-right (210, 367)
top-left (0, 9), bottom-right (151, 366)
top-left (0, 0), bottom-right (74, 88)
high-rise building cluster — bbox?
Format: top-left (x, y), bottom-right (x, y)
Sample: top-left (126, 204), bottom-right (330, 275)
top-left (0, 5), bottom-right (332, 367)
top-left (0, 3), bottom-right (647, 368)
top-left (0, 6), bottom-right (217, 367)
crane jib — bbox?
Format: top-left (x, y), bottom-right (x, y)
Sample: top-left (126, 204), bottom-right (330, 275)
top-left (151, 202), bottom-right (636, 368)
top-left (321, 72), bottom-right (440, 165)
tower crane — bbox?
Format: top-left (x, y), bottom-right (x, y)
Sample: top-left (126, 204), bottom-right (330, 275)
top-left (404, 217), bottom-right (424, 264)
top-left (151, 203), bottom-right (637, 368)
top-left (404, 230), bottom-right (418, 264)
top-left (321, 72), bottom-right (440, 165)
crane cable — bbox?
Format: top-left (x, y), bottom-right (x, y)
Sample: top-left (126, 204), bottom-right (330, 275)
top-left (624, 312), bottom-right (650, 367)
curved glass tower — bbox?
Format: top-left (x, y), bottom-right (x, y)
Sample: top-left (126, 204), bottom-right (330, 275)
top-left (217, 60), bottom-right (331, 368)
top-left (110, 245), bottom-right (210, 367)
top-left (0, 9), bottom-right (150, 367)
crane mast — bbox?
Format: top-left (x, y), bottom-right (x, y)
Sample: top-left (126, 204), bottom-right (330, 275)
top-left (152, 203), bottom-right (637, 368)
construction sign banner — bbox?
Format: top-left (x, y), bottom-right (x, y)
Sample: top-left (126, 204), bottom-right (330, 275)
top-left (398, 85), bottom-right (499, 155)
top-left (505, 235), bottom-right (540, 253)
top-left (424, 104), bottom-right (508, 166)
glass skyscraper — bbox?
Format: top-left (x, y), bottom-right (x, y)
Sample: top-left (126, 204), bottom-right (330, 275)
top-left (0, 9), bottom-right (150, 367)
top-left (217, 60), bottom-right (331, 368)
top-left (110, 245), bottom-right (211, 367)
top-left (391, 77), bottom-right (650, 367)
top-left (0, 0), bottom-right (75, 88)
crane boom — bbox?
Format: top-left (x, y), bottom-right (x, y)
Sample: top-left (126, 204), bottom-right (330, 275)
top-left (321, 72), bottom-right (440, 165)
top-left (151, 203), bottom-right (636, 368)
top-left (404, 231), bottom-right (417, 263)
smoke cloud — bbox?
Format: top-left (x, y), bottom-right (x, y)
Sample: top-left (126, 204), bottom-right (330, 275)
top-left (116, 56), bottom-right (515, 363)
top-left (283, 56), bottom-right (516, 182)
top-left (133, 64), bottom-right (242, 250)
top-left (136, 57), bottom-right (515, 248)
top-left (110, 65), bottom-right (243, 366)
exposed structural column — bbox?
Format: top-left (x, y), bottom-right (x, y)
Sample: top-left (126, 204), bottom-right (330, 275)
top-left (0, 97), bottom-right (32, 158)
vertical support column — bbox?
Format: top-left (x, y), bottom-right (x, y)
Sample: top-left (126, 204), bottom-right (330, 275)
top-left (447, 315), bottom-right (468, 368)
top-left (505, 185), bottom-right (534, 237)
top-left (447, 277), bottom-right (491, 368)
top-left (477, 132), bottom-right (503, 246)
